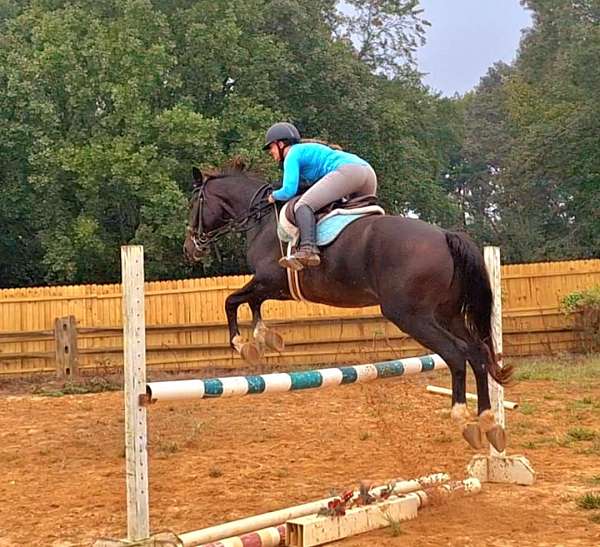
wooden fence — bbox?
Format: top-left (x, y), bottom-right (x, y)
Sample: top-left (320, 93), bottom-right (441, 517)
top-left (0, 258), bottom-right (598, 377)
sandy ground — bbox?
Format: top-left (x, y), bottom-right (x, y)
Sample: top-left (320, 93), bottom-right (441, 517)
top-left (1, 362), bottom-right (599, 547)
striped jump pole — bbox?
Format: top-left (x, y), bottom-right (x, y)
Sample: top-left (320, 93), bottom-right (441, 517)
top-left (142, 354), bottom-right (447, 405)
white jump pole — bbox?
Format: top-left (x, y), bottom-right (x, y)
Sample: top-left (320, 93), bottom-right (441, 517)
top-left (121, 245), bottom-right (150, 541)
top-left (425, 385), bottom-right (519, 410)
top-left (467, 246), bottom-right (535, 485)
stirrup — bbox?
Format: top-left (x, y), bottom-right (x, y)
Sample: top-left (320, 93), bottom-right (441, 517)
top-left (278, 255), bottom-right (304, 271)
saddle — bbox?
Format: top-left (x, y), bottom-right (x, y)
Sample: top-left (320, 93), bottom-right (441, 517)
top-left (283, 193), bottom-right (380, 225)
top-left (278, 193), bottom-right (385, 248)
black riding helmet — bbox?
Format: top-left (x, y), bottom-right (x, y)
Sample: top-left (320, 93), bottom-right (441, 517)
top-left (262, 122), bottom-right (301, 150)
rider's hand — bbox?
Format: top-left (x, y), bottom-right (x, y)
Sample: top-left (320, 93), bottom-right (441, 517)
top-left (267, 193), bottom-right (275, 204)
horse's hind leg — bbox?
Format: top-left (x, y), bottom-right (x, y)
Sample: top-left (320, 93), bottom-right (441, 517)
top-left (447, 317), bottom-right (506, 452)
top-left (225, 278), bottom-right (263, 365)
top-left (250, 302), bottom-right (285, 354)
top-left (381, 306), bottom-right (484, 449)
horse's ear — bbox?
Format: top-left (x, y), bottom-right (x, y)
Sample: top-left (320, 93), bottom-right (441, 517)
top-left (230, 155), bottom-right (247, 172)
top-left (192, 166), bottom-right (204, 186)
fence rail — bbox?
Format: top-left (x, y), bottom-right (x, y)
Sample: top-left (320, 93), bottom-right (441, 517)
top-left (1, 258), bottom-right (598, 377)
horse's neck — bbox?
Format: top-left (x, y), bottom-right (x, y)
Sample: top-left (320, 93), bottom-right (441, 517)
top-left (245, 205), bottom-right (278, 266)
top-left (226, 179), bottom-right (264, 217)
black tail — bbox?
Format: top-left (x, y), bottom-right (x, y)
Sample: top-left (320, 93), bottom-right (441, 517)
top-left (445, 231), bottom-right (512, 385)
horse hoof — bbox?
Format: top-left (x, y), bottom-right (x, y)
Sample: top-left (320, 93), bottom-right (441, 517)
top-left (486, 425), bottom-right (507, 452)
top-left (462, 423), bottom-right (485, 450)
top-left (264, 330), bottom-right (285, 352)
top-left (240, 342), bottom-right (262, 365)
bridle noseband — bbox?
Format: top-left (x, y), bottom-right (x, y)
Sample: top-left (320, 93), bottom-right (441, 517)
top-left (186, 181), bottom-right (273, 257)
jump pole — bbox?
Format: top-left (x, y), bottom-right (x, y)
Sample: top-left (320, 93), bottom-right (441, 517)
top-left (425, 385), bottom-right (519, 410)
top-left (467, 247), bottom-right (535, 485)
top-left (142, 354), bottom-right (448, 405)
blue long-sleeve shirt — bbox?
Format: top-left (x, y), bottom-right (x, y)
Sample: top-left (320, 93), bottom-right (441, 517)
top-left (272, 143), bottom-right (369, 201)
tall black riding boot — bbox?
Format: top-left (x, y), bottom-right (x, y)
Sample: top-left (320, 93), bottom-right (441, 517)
top-left (293, 204), bottom-right (320, 267)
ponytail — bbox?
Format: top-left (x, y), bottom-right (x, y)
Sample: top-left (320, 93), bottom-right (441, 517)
top-left (300, 138), bottom-right (343, 151)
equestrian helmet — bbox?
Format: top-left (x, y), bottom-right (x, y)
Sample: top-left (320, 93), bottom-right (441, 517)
top-left (263, 122), bottom-right (301, 150)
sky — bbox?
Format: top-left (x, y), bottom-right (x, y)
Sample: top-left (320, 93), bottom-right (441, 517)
top-left (415, 0), bottom-right (533, 96)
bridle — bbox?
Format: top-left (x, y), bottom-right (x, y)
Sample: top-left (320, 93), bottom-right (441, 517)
top-left (186, 180), bottom-right (273, 257)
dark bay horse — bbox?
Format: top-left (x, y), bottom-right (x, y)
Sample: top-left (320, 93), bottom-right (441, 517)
top-left (183, 166), bottom-right (512, 451)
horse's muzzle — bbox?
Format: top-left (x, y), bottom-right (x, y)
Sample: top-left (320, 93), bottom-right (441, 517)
top-left (183, 235), bottom-right (209, 263)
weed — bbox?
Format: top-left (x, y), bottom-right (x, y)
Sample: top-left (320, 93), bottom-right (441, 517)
top-left (33, 377), bottom-right (120, 397)
top-left (577, 493), bottom-right (600, 510)
top-left (381, 510), bottom-right (405, 537)
top-left (157, 440), bottom-right (179, 454)
top-left (519, 402), bottom-right (536, 415)
top-left (513, 355), bottom-right (600, 384)
top-left (521, 441), bottom-right (538, 449)
top-left (566, 427), bottom-right (597, 442)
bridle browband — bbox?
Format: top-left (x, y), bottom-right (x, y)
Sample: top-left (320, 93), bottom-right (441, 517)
top-left (186, 180), bottom-right (273, 256)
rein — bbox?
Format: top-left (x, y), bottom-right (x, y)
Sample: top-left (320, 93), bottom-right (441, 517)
top-left (187, 182), bottom-right (273, 254)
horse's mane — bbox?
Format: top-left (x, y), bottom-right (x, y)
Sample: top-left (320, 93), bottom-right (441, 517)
top-left (203, 156), bottom-right (264, 185)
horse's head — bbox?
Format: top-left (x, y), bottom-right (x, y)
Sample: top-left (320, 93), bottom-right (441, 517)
top-left (183, 166), bottom-right (272, 263)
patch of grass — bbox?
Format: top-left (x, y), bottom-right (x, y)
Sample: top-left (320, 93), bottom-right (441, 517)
top-left (569, 398), bottom-right (600, 413)
top-left (157, 440), bottom-right (179, 454)
top-left (520, 436), bottom-right (560, 450)
top-left (359, 431), bottom-right (370, 441)
top-left (521, 441), bottom-right (538, 449)
top-left (566, 427), bottom-right (597, 442)
top-left (590, 513), bottom-right (600, 524)
top-left (519, 402), bottom-right (537, 415)
top-left (557, 436), bottom-right (575, 448)
top-left (33, 377), bottom-right (120, 397)
top-left (588, 475), bottom-right (600, 485)
top-left (512, 355), bottom-right (600, 384)
top-left (577, 493), bottom-right (600, 510)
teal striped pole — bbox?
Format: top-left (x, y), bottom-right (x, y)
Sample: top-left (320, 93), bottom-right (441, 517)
top-left (143, 354), bottom-right (446, 404)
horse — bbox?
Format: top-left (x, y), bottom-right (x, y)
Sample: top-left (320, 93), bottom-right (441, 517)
top-left (183, 165), bottom-right (512, 452)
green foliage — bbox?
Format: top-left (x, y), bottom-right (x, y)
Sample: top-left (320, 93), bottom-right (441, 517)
top-left (454, 0), bottom-right (600, 260)
top-left (577, 492), bottom-right (600, 510)
top-left (0, 0), bottom-right (462, 286)
top-left (1, 0), bottom-right (597, 287)
top-left (566, 427), bottom-right (597, 442)
top-left (561, 286), bottom-right (600, 351)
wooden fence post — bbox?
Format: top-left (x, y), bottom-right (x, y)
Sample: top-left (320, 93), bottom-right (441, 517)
top-left (54, 315), bottom-right (79, 379)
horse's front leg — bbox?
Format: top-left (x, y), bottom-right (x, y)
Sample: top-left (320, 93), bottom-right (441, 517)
top-left (225, 278), bottom-right (263, 365)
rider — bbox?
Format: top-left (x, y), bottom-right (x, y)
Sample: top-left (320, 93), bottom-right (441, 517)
top-left (264, 122), bottom-right (377, 269)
